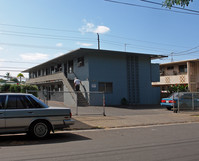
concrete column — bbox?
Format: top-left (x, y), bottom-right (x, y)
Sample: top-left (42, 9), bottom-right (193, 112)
top-left (187, 62), bottom-right (191, 91)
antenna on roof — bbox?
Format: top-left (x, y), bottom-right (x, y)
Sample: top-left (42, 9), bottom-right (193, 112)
top-left (97, 33), bottom-right (100, 50)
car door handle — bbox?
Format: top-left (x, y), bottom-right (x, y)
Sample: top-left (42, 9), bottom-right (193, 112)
top-left (28, 111), bottom-right (34, 114)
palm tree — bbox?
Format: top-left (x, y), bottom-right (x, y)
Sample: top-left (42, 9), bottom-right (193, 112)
top-left (17, 73), bottom-right (24, 83)
top-left (6, 72), bottom-right (11, 81)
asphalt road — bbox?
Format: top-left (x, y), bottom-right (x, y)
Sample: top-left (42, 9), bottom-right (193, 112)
top-left (1, 123), bottom-right (199, 161)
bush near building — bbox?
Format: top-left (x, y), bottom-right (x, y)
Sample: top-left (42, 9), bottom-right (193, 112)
top-left (168, 84), bottom-right (188, 93)
top-left (0, 84), bottom-right (38, 96)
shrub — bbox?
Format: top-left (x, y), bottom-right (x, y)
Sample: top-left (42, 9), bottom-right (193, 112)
top-left (0, 84), bottom-right (11, 92)
top-left (0, 84), bottom-right (38, 96)
top-left (121, 97), bottom-right (128, 105)
top-left (21, 85), bottom-right (38, 97)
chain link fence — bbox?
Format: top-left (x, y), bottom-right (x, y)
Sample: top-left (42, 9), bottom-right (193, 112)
top-left (26, 90), bottom-right (106, 116)
top-left (176, 92), bottom-right (199, 112)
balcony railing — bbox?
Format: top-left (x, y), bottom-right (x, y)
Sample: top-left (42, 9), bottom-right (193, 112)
top-left (152, 74), bottom-right (188, 85)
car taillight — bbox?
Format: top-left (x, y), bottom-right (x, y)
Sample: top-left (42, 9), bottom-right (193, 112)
top-left (161, 100), bottom-right (166, 103)
top-left (169, 100), bottom-right (176, 103)
top-left (70, 112), bottom-right (72, 118)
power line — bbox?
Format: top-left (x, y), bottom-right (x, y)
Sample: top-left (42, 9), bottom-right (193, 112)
top-left (0, 32), bottom-right (97, 43)
top-left (172, 45), bottom-right (199, 55)
top-left (104, 34), bottom-right (190, 49)
top-left (0, 67), bottom-right (26, 69)
top-left (0, 23), bottom-right (191, 51)
top-left (0, 23), bottom-right (79, 33)
top-left (104, 0), bottom-right (199, 16)
top-left (0, 70), bottom-right (24, 72)
top-left (0, 60), bottom-right (38, 64)
top-left (0, 29), bottom-right (96, 42)
top-left (173, 50), bottom-right (199, 56)
top-left (0, 42), bottom-right (72, 51)
top-left (140, 0), bottom-right (199, 14)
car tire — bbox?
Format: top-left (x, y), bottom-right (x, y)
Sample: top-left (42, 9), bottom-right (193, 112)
top-left (167, 107), bottom-right (171, 110)
top-left (29, 121), bottom-right (50, 139)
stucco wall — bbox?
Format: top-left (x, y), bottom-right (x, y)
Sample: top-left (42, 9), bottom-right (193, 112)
top-left (88, 53), bottom-right (128, 105)
top-left (88, 54), bottom-right (160, 105)
top-left (138, 56), bottom-right (160, 104)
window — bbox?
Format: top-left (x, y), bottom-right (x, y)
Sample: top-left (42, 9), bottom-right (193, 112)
top-left (68, 60), bottom-right (73, 73)
top-left (27, 96), bottom-right (43, 108)
top-left (77, 57), bottom-right (84, 67)
top-left (7, 95), bottom-right (29, 109)
top-left (98, 82), bottom-right (113, 93)
top-left (167, 66), bottom-right (174, 70)
top-left (0, 95), bottom-right (6, 109)
top-left (179, 65), bottom-right (187, 73)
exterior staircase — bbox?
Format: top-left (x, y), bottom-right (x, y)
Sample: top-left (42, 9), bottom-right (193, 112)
top-left (68, 79), bottom-right (89, 106)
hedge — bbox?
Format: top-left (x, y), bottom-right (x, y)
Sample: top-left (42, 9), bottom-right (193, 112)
top-left (0, 84), bottom-right (38, 97)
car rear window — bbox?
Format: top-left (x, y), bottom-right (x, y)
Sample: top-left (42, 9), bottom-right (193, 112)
top-left (27, 96), bottom-right (43, 108)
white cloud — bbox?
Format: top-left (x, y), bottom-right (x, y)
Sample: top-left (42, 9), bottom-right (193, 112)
top-left (20, 53), bottom-right (49, 61)
top-left (56, 43), bottom-right (63, 47)
top-left (0, 47), bottom-right (4, 50)
top-left (94, 26), bottom-right (110, 34)
top-left (77, 42), bottom-right (93, 47)
top-left (79, 20), bottom-right (110, 34)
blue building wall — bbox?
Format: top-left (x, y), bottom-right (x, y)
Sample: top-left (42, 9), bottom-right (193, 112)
top-left (138, 56), bottom-right (160, 104)
top-left (87, 53), bottom-right (160, 105)
top-left (88, 53), bottom-right (128, 105)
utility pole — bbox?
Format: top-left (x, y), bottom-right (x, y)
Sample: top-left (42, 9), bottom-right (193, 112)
top-left (124, 43), bottom-right (127, 52)
top-left (97, 33), bottom-right (100, 50)
top-left (171, 52), bottom-right (174, 62)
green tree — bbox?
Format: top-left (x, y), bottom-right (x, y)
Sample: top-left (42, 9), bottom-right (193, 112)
top-left (17, 73), bottom-right (24, 83)
top-left (163, 0), bottom-right (193, 8)
top-left (6, 72), bottom-right (11, 81)
top-left (11, 78), bottom-right (19, 83)
top-left (0, 79), bottom-right (6, 83)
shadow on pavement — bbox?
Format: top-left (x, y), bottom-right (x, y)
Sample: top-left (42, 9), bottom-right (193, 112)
top-left (0, 132), bottom-right (91, 147)
top-left (70, 119), bottom-right (96, 130)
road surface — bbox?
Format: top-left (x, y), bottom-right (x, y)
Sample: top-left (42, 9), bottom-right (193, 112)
top-left (1, 123), bottom-right (199, 161)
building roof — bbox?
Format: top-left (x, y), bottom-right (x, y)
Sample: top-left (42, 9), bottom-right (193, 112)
top-left (23, 48), bottom-right (167, 72)
top-left (160, 59), bottom-right (199, 66)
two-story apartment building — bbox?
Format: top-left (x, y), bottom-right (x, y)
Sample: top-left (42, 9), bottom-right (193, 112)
top-left (152, 59), bottom-right (199, 92)
top-left (23, 48), bottom-right (165, 106)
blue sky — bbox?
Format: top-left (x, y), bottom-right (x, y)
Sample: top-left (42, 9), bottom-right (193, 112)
top-left (0, 0), bottom-right (199, 78)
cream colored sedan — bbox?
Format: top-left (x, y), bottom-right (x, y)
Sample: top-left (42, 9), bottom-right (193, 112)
top-left (0, 93), bottom-right (74, 138)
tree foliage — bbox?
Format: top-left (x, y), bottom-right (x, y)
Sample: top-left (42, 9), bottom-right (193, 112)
top-left (168, 84), bottom-right (188, 93)
top-left (17, 73), bottom-right (25, 83)
top-left (163, 0), bottom-right (193, 8)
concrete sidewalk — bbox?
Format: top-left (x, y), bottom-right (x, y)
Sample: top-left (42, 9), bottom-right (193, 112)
top-left (48, 101), bottom-right (199, 130)
top-left (71, 112), bottom-right (199, 130)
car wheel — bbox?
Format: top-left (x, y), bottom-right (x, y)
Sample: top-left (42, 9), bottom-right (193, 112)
top-left (30, 121), bottom-right (50, 138)
top-left (167, 107), bottom-right (171, 110)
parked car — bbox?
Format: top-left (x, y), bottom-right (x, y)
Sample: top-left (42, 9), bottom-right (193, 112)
top-left (161, 92), bottom-right (199, 110)
top-left (0, 93), bottom-right (74, 138)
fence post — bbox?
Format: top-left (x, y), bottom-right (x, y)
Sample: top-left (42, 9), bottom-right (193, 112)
top-left (103, 92), bottom-right (106, 116)
top-left (178, 92), bottom-right (180, 113)
top-left (173, 94), bottom-right (175, 113)
top-left (192, 93), bottom-right (194, 111)
top-left (75, 92), bottom-right (78, 115)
